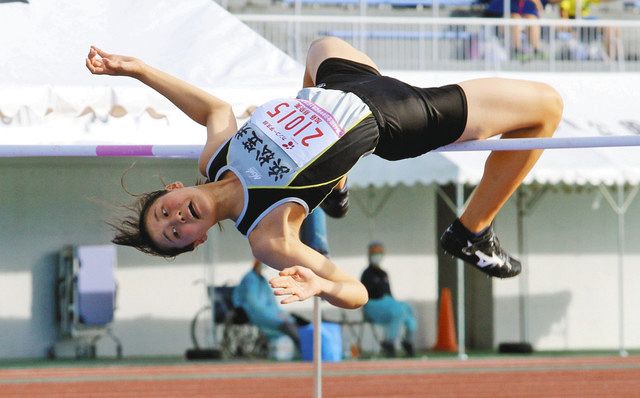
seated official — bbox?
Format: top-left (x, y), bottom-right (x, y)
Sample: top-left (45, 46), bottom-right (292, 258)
top-left (361, 242), bottom-right (417, 357)
top-left (233, 260), bottom-right (308, 349)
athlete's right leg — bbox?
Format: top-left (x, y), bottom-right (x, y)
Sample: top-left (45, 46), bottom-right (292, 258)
top-left (305, 37), bottom-right (377, 216)
top-left (304, 36), bottom-right (379, 86)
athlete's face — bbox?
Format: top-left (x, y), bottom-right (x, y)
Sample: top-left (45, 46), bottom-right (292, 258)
top-left (145, 182), bottom-right (212, 250)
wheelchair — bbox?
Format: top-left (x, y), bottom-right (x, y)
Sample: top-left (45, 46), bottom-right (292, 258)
top-left (190, 285), bottom-right (268, 359)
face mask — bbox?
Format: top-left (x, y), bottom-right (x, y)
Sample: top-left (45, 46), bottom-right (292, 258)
top-left (369, 253), bottom-right (384, 266)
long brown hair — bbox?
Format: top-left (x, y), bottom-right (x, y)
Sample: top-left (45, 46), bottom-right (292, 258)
top-left (109, 189), bottom-right (196, 258)
top-left (108, 164), bottom-right (197, 258)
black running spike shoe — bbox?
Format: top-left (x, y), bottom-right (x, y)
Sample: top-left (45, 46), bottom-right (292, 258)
top-left (440, 219), bottom-right (521, 278)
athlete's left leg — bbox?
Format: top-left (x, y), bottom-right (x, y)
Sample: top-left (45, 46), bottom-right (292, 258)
top-left (303, 37), bottom-right (375, 215)
top-left (456, 77), bottom-right (563, 232)
top-left (440, 78), bottom-right (562, 278)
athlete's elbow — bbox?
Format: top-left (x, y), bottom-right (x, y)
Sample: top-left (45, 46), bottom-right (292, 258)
top-left (346, 285), bottom-right (369, 309)
top-left (250, 240), bottom-right (273, 268)
top-left (358, 286), bottom-right (369, 308)
top-left (345, 295), bottom-right (368, 310)
top-left (250, 235), bottom-right (295, 270)
top-left (205, 103), bottom-right (233, 126)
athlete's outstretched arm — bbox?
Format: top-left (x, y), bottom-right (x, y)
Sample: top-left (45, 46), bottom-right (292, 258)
top-left (86, 46), bottom-right (233, 127)
top-left (85, 46), bottom-right (237, 174)
top-left (253, 237), bottom-right (368, 309)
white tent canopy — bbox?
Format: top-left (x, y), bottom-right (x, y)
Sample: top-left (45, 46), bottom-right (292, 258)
top-left (0, 0), bottom-right (301, 87)
top-left (0, 0), bottom-right (303, 145)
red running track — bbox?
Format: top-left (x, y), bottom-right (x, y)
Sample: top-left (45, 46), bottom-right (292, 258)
top-left (1, 355), bottom-right (639, 398)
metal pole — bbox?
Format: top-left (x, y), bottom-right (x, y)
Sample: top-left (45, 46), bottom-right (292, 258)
top-left (300, 210), bottom-right (329, 398)
top-left (517, 190), bottom-right (527, 342)
top-left (456, 182), bottom-right (468, 360)
top-left (616, 184), bottom-right (628, 357)
top-left (313, 296), bottom-right (322, 398)
top-left (359, 0), bottom-right (367, 54)
top-left (549, 25), bottom-right (556, 72)
top-left (504, 0), bottom-right (511, 61)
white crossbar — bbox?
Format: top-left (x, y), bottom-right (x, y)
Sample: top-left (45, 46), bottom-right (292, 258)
top-left (435, 136), bottom-right (640, 152)
top-left (1, 136), bottom-right (639, 158)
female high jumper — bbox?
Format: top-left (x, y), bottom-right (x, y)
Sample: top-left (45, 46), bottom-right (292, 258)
top-left (86, 37), bottom-right (563, 309)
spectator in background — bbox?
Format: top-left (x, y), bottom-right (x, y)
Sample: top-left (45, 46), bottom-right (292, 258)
top-left (485, 0), bottom-right (547, 60)
top-left (360, 242), bottom-right (417, 358)
top-left (559, 0), bottom-right (621, 61)
top-left (233, 259), bottom-right (308, 350)
top-left (559, 0), bottom-right (601, 18)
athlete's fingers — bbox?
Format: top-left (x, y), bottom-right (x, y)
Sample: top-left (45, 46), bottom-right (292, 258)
top-left (92, 46), bottom-right (110, 58)
top-left (278, 266), bottom-right (303, 277)
top-left (280, 295), bottom-right (301, 305)
top-left (273, 288), bottom-right (293, 296)
top-left (85, 58), bottom-right (94, 72)
top-left (102, 57), bottom-right (117, 71)
top-left (86, 58), bottom-right (104, 74)
top-left (269, 275), bottom-right (294, 288)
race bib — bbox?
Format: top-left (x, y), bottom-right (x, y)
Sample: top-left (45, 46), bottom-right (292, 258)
top-left (251, 98), bottom-right (344, 167)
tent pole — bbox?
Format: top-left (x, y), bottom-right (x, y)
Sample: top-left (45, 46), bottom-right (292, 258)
top-left (616, 184), bottom-right (628, 357)
top-left (456, 182), bottom-right (468, 360)
top-left (600, 183), bottom-right (637, 357)
top-left (515, 185), bottom-right (547, 346)
top-left (351, 185), bottom-right (397, 240)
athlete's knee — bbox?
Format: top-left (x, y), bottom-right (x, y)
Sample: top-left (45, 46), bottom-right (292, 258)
top-left (308, 36), bottom-right (342, 57)
top-left (306, 37), bottom-right (340, 74)
top-left (536, 83), bottom-right (563, 136)
top-left (310, 36), bottom-right (344, 48)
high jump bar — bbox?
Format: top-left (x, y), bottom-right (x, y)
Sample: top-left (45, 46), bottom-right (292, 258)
top-left (1, 135), bottom-right (639, 158)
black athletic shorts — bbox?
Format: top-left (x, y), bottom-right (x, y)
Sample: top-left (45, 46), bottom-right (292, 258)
top-left (315, 57), bottom-right (468, 161)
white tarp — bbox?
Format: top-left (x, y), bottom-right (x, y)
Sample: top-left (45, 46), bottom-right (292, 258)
top-left (0, 0), bottom-right (303, 144)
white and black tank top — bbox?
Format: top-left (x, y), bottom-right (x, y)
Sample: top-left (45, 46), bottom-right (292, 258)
top-left (206, 87), bottom-right (379, 236)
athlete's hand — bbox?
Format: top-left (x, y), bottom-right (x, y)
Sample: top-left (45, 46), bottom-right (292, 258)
top-left (269, 266), bottom-right (323, 304)
top-left (86, 46), bottom-right (144, 77)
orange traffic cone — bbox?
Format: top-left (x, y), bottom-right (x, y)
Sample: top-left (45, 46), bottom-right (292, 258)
top-left (432, 287), bottom-right (458, 352)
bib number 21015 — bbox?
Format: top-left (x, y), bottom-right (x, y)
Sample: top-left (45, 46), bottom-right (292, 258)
top-left (266, 102), bottom-right (326, 147)
top-left (253, 98), bottom-right (341, 168)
